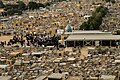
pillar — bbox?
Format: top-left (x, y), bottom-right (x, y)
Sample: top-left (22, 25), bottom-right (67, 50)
top-left (83, 40), bottom-right (84, 47)
top-left (65, 41), bottom-right (67, 47)
top-left (101, 40), bottom-right (102, 46)
top-left (92, 40), bottom-right (94, 46)
top-left (74, 41), bottom-right (75, 47)
top-left (110, 40), bottom-right (111, 47)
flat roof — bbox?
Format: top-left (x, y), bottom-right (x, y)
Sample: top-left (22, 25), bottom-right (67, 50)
top-left (115, 60), bottom-right (120, 63)
top-left (101, 75), bottom-right (116, 80)
top-left (35, 76), bottom-right (47, 80)
top-left (67, 58), bottom-right (76, 61)
top-left (66, 34), bottom-right (120, 41)
top-left (64, 30), bottom-right (111, 35)
top-left (48, 73), bottom-right (63, 79)
top-left (14, 60), bottom-right (22, 66)
top-left (0, 76), bottom-right (11, 80)
top-left (0, 64), bottom-right (9, 69)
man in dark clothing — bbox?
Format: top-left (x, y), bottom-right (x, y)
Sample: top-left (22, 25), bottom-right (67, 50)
top-left (1, 41), bottom-right (4, 47)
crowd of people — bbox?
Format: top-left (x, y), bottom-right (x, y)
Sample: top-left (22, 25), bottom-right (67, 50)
top-left (3, 33), bottom-right (59, 48)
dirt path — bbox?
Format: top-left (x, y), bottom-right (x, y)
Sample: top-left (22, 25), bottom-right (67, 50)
top-left (80, 47), bottom-right (88, 59)
top-left (0, 36), bottom-right (13, 42)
